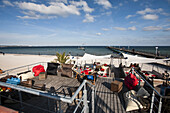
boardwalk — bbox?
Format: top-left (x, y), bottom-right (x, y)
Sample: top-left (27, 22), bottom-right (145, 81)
top-left (94, 78), bottom-right (126, 113)
top-left (1, 76), bottom-right (127, 113)
top-left (107, 46), bottom-right (166, 59)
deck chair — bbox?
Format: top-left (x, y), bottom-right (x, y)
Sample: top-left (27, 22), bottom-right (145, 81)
top-left (46, 63), bottom-right (59, 75)
top-left (61, 64), bottom-right (74, 77)
top-left (72, 70), bottom-right (84, 82)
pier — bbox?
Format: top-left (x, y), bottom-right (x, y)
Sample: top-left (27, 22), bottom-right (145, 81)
top-left (107, 46), bottom-right (167, 59)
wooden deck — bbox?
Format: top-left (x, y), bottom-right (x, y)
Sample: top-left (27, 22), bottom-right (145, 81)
top-left (1, 76), bottom-right (127, 113)
top-left (107, 46), bottom-right (166, 59)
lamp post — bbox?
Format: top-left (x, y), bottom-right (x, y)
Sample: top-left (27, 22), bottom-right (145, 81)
top-left (155, 47), bottom-right (158, 57)
top-left (109, 55), bottom-right (114, 77)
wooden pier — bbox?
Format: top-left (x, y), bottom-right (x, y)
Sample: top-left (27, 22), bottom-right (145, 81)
top-left (1, 76), bottom-right (132, 113)
top-left (107, 46), bottom-right (166, 59)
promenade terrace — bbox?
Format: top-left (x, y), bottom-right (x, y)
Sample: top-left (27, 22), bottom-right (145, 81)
top-left (1, 75), bottom-right (127, 113)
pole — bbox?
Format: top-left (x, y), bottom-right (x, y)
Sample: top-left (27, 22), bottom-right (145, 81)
top-left (155, 47), bottom-right (158, 57)
top-left (83, 84), bottom-right (89, 113)
top-left (18, 91), bottom-right (23, 112)
top-left (150, 91), bottom-right (155, 113)
top-left (92, 87), bottom-right (95, 113)
top-left (158, 97), bottom-right (162, 113)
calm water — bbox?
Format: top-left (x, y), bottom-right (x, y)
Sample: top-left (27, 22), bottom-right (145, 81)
top-left (0, 46), bottom-right (170, 57)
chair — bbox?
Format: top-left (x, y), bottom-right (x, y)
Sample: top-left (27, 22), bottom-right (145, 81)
top-left (85, 74), bottom-right (97, 85)
top-left (46, 63), bottom-right (59, 75)
top-left (61, 64), bottom-right (74, 77)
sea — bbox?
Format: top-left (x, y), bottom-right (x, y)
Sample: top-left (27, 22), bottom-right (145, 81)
top-left (0, 46), bottom-right (170, 57)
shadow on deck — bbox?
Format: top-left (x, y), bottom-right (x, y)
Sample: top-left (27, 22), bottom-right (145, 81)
top-left (1, 76), bottom-right (127, 113)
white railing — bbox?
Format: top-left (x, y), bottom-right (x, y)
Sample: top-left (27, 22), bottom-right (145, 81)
top-left (131, 67), bottom-right (170, 113)
top-left (0, 62), bottom-right (95, 113)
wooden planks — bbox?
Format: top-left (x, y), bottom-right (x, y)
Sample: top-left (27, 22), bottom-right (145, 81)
top-left (2, 76), bottom-right (128, 113)
top-left (94, 78), bottom-right (126, 113)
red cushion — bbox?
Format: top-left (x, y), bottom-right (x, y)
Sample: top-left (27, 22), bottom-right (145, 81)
top-left (84, 70), bottom-right (89, 75)
top-left (100, 68), bottom-right (105, 71)
top-left (32, 65), bottom-right (45, 76)
top-left (124, 73), bottom-right (138, 90)
top-left (104, 64), bottom-right (107, 66)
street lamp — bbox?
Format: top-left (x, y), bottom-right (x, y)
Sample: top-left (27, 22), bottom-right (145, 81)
top-left (155, 47), bottom-right (158, 57)
top-left (109, 55), bottom-right (114, 77)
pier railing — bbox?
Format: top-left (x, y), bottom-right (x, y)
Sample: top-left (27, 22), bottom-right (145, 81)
top-left (0, 62), bottom-right (96, 113)
top-left (131, 67), bottom-right (170, 113)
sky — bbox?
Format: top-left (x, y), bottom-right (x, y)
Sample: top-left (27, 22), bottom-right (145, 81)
top-left (0, 0), bottom-right (170, 46)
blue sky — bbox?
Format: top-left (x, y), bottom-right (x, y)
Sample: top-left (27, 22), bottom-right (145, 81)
top-left (0, 0), bottom-right (170, 46)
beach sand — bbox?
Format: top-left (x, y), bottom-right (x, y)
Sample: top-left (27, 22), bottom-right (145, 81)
top-left (0, 54), bottom-right (56, 70)
top-left (0, 53), bottom-right (168, 74)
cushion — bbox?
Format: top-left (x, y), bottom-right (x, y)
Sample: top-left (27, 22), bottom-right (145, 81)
top-left (137, 87), bottom-right (150, 98)
top-left (124, 90), bottom-right (143, 112)
top-left (32, 65), bottom-right (45, 76)
top-left (46, 63), bottom-right (59, 75)
top-left (124, 73), bottom-right (138, 90)
top-left (86, 75), bottom-right (94, 80)
top-left (61, 68), bottom-right (72, 77)
top-left (18, 72), bottom-right (34, 81)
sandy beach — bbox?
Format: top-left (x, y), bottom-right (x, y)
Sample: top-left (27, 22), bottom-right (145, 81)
top-left (0, 53), bottom-right (169, 74)
top-left (0, 54), bottom-right (56, 71)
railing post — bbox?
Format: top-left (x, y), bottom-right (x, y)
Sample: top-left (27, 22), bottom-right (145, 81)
top-left (47, 98), bottom-right (50, 112)
top-left (83, 83), bottom-right (89, 113)
top-left (150, 91), bottom-right (155, 113)
top-left (7, 71), bottom-right (9, 75)
top-left (92, 87), bottom-right (95, 113)
top-left (158, 97), bottom-right (162, 113)
top-left (139, 76), bottom-right (141, 86)
top-left (18, 91), bottom-right (23, 112)
top-left (59, 100), bottom-right (62, 113)
top-left (131, 67), bottom-right (134, 75)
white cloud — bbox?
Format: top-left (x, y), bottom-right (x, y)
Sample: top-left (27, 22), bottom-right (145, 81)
top-left (96, 33), bottom-right (102, 36)
top-left (30, 0), bottom-right (36, 2)
top-left (83, 14), bottom-right (95, 23)
top-left (130, 21), bottom-right (136, 24)
top-left (113, 27), bottom-right (127, 31)
top-left (161, 12), bottom-right (170, 16)
top-left (102, 28), bottom-right (110, 31)
top-left (113, 26), bottom-right (137, 31)
top-left (15, 1), bottom-right (95, 21)
top-left (143, 14), bottom-right (158, 20)
top-left (133, 0), bottom-right (138, 2)
top-left (163, 28), bottom-right (170, 31)
top-left (15, 2), bottom-right (80, 18)
top-left (53, 0), bottom-right (68, 4)
top-left (128, 26), bottom-right (137, 31)
top-left (167, 0), bottom-right (170, 3)
top-left (17, 15), bottom-right (57, 19)
top-left (70, 1), bottom-right (94, 13)
top-left (95, 0), bottom-right (112, 9)
top-left (101, 11), bottom-right (112, 16)
top-left (137, 8), bottom-right (163, 15)
top-left (2, 0), bottom-right (14, 6)
top-left (113, 6), bottom-right (118, 9)
top-left (143, 26), bottom-right (162, 31)
top-left (119, 3), bottom-right (123, 6)
top-left (125, 15), bottom-right (135, 19)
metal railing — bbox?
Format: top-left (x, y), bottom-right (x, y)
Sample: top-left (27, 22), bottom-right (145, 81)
top-left (0, 62), bottom-right (96, 113)
top-left (131, 67), bottom-right (170, 113)
top-left (1, 62), bottom-right (47, 76)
